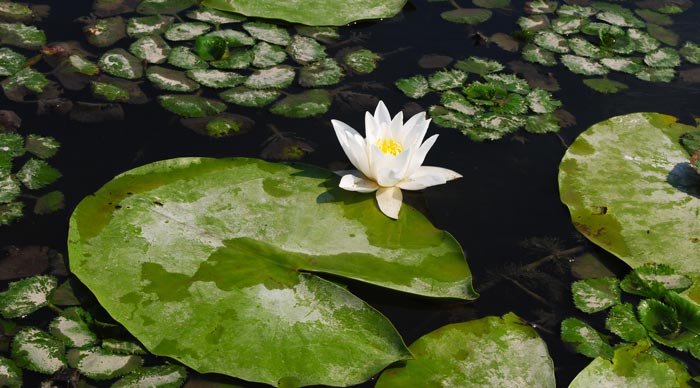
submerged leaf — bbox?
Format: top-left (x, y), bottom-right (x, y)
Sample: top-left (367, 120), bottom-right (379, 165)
top-left (441, 8), bottom-right (492, 24)
top-left (582, 78), bottom-right (629, 94)
top-left (269, 89), bottom-right (332, 118)
top-left (158, 95), bottom-right (227, 118)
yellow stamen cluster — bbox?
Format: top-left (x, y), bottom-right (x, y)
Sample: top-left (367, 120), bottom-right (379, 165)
top-left (376, 138), bottom-right (403, 156)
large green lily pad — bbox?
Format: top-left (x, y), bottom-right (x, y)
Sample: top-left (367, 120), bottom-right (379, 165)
top-left (201, 0), bottom-right (408, 26)
top-left (68, 157), bottom-right (475, 386)
top-left (375, 312), bottom-right (555, 387)
top-left (559, 113), bottom-right (700, 301)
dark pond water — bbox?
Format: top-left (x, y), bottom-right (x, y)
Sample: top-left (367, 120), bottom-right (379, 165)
top-left (3, 0), bottom-right (700, 386)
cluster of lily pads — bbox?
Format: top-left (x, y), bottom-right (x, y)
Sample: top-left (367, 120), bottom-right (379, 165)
top-left (515, 0), bottom-right (700, 93)
top-left (395, 56), bottom-right (563, 141)
top-left (561, 264), bottom-right (699, 385)
top-left (0, 275), bottom-right (187, 387)
top-left (0, 111), bottom-right (63, 226)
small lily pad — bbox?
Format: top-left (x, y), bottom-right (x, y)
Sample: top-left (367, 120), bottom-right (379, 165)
top-left (25, 135), bottom-right (60, 159)
top-left (243, 21), bottom-right (291, 46)
top-left (186, 69), bottom-right (246, 88)
top-left (244, 65), bottom-right (295, 89)
top-left (395, 75), bottom-right (430, 99)
top-left (17, 159), bottom-right (61, 190)
top-left (525, 0), bottom-right (558, 14)
top-left (129, 35), bottom-right (171, 64)
top-left (534, 30), bottom-right (569, 53)
top-left (158, 95), bottom-right (227, 118)
top-left (186, 7), bottom-right (246, 24)
top-left (454, 57), bottom-right (504, 75)
top-left (98, 48), bottom-right (143, 79)
top-left (551, 15), bottom-right (587, 35)
top-left (600, 57), bottom-right (645, 74)
top-left (136, 0), bottom-right (197, 15)
top-left (85, 16), bottom-right (126, 47)
top-left (427, 69), bottom-right (467, 91)
top-left (101, 339), bottom-right (147, 355)
top-left (0, 132), bottom-right (24, 158)
top-left (429, 105), bottom-right (475, 130)
top-left (605, 303), bottom-right (648, 342)
top-left (205, 29), bottom-right (255, 47)
top-left (680, 42), bottom-right (700, 64)
top-left (557, 4), bottom-right (596, 17)
top-left (517, 15), bottom-right (550, 31)
top-left (620, 264), bottom-right (692, 299)
top-left (647, 24), bottom-right (679, 46)
top-left (219, 86), bottom-right (280, 107)
top-left (111, 365), bottom-right (188, 388)
top-left (287, 35), bottom-right (326, 65)
top-left (0, 202), bottom-right (23, 225)
top-left (567, 36), bottom-right (605, 58)
top-left (522, 43), bottom-right (558, 66)
top-left (183, 113), bottom-right (254, 137)
top-left (0, 2), bottom-right (33, 21)
top-left (441, 8), bottom-right (492, 24)
top-left (3, 67), bottom-right (49, 94)
top-left (164, 22), bottom-right (212, 41)
top-left (296, 26), bottom-right (340, 43)
top-left (269, 89), bottom-right (332, 118)
top-left (572, 277), bottom-right (621, 313)
top-left (0, 47), bottom-right (25, 76)
top-left (91, 81), bottom-right (130, 102)
top-left (67, 347), bottom-right (143, 380)
top-left (11, 327), bottom-right (66, 374)
top-left (582, 78), bottom-right (629, 93)
top-left (251, 41), bottom-right (287, 68)
top-left (482, 73), bottom-right (530, 94)
top-left (526, 89), bottom-right (561, 113)
top-left (440, 91), bottom-right (480, 115)
top-left (560, 55), bottom-right (609, 75)
top-left (147, 67), bottom-right (200, 92)
top-left (638, 299), bottom-right (679, 336)
top-left (211, 48), bottom-right (253, 69)
top-left (0, 356), bottom-right (21, 388)
top-left (0, 23), bottom-right (46, 49)
top-left (49, 307), bottom-right (98, 348)
top-left (644, 47), bottom-right (681, 68)
top-left (0, 275), bottom-right (57, 318)
top-left (126, 15), bottom-right (174, 38)
top-left (342, 48), bottom-right (381, 74)
top-left (561, 318), bottom-right (613, 359)
top-left (635, 67), bottom-right (675, 82)
top-left (634, 9), bottom-right (673, 26)
top-left (298, 58), bottom-right (344, 87)
top-left (67, 55), bottom-right (100, 76)
top-left (167, 46), bottom-right (209, 70)
top-left (525, 113), bottom-right (560, 133)
top-left (596, 9), bottom-right (645, 28)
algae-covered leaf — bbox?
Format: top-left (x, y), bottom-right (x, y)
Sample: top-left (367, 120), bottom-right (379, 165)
top-left (164, 22), bottom-right (212, 42)
top-left (375, 313), bottom-right (555, 388)
top-left (0, 202), bottom-right (23, 226)
top-left (0, 47), bottom-right (25, 77)
top-left (147, 67), bottom-right (200, 92)
top-left (522, 43), bottom-right (558, 66)
top-left (136, 0), bottom-right (197, 15)
top-left (129, 35), bottom-right (171, 64)
top-left (525, 0), bottom-right (558, 14)
top-left (551, 15), bottom-right (587, 35)
top-left (517, 14), bottom-right (550, 31)
top-left (182, 113), bottom-right (254, 138)
top-left (111, 365), bottom-right (187, 388)
top-left (620, 263), bottom-right (692, 299)
top-left (560, 55), bottom-right (608, 75)
top-left (91, 81), bottom-right (130, 102)
top-left (605, 303), bottom-right (648, 342)
top-left (0, 2), bottom-right (33, 21)
top-left (342, 48), bottom-right (381, 74)
top-left (211, 48), bottom-right (253, 69)
top-left (440, 91), bottom-right (480, 115)
top-left (567, 36), bottom-right (605, 58)
top-left (441, 8), bottom-right (492, 24)
top-left (67, 347), bottom-right (142, 380)
top-left (561, 318), bottom-right (613, 359)
top-left (533, 30), bottom-right (569, 53)
top-left (572, 277), bottom-right (621, 313)
top-left (526, 89), bottom-right (561, 113)
top-left (525, 113), bottom-right (559, 134)
top-left (298, 58), bottom-right (344, 87)
top-left (168, 46), bottom-right (209, 70)
top-left (243, 21), bottom-right (291, 46)
top-left (17, 159), bottom-right (61, 190)
top-left (427, 69), bottom-right (467, 91)
top-left (101, 339), bottom-right (147, 355)
top-left (569, 341), bottom-right (694, 387)
top-left (627, 28), bottom-right (661, 53)
top-left (644, 47), bottom-right (681, 68)
top-left (600, 57), bottom-right (645, 74)
top-left (635, 67), bottom-right (675, 82)
top-left (428, 105), bottom-right (476, 130)
top-left (250, 41), bottom-right (287, 68)
top-left (11, 327), bottom-right (66, 374)
top-left (158, 95), bottom-right (226, 118)
top-left (454, 57), bottom-right (504, 75)
top-left (269, 89), bottom-right (332, 118)
top-left (244, 65), bottom-right (295, 89)
top-left (582, 78), bottom-right (629, 94)
top-left (85, 16), bottom-right (126, 47)
top-left (0, 23), bottom-right (46, 49)
top-left (98, 48), bottom-right (143, 79)
top-left (0, 132), bottom-right (25, 158)
top-left (0, 175), bottom-right (21, 204)
top-left (205, 29), bottom-right (254, 47)
top-left (0, 275), bottom-right (57, 318)
top-left (25, 135), bottom-right (60, 159)
top-left (186, 69), bottom-right (245, 88)
top-left (3, 67), bottom-right (49, 94)
top-left (67, 157), bottom-right (474, 386)
top-left (559, 113), bottom-right (700, 301)
top-left (395, 75), bottom-right (430, 99)
top-left (287, 35), bottom-right (325, 65)
top-left (0, 356), bottom-right (21, 388)
top-left (126, 15), bottom-right (174, 38)
top-left (201, 0), bottom-right (407, 26)
top-left (186, 7), bottom-right (246, 24)
top-left (680, 42), bottom-right (700, 64)
top-left (49, 307), bottom-right (98, 348)
top-left (219, 86), bottom-right (280, 107)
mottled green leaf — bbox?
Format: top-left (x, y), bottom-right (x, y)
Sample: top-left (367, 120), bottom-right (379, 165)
top-left (186, 69), bottom-right (245, 89)
top-left (0, 132), bottom-right (25, 158)
top-left (0, 47), bottom-right (25, 77)
top-left (428, 69), bottom-right (467, 91)
top-left (98, 48), bottom-right (143, 79)
top-left (0, 275), bottom-right (57, 318)
top-left (67, 347), bottom-right (142, 380)
top-left (517, 14), bottom-right (550, 31)
top-left (482, 73), bottom-right (530, 94)
top-left (244, 65), bottom-right (295, 89)
top-left (0, 23), bottom-right (46, 49)
top-left (136, 0), bottom-right (197, 15)
top-left (251, 41), bottom-right (287, 68)
top-left (126, 15), bottom-right (174, 38)
top-left (0, 356), bottom-right (22, 388)
top-left (286, 35), bottom-right (325, 65)
top-left (158, 95), bottom-right (226, 118)
top-left (639, 299), bottom-right (680, 336)
top-left (0, 2), bottom-right (33, 21)
top-left (560, 55), bottom-right (609, 76)
top-left (635, 67), bottom-right (675, 82)
top-left (164, 22), bottom-right (212, 41)
top-left (243, 21), bottom-right (291, 46)
top-left (298, 58), bottom-right (343, 87)
top-left (561, 318), bottom-right (613, 359)
top-left (167, 46), bottom-right (209, 70)
top-left (219, 86), bottom-right (280, 107)
top-left (595, 9), bottom-right (645, 28)
top-left (211, 48), bottom-right (253, 69)
top-left (270, 89), bottom-right (331, 118)
top-left (205, 29), bottom-right (254, 47)
top-left (680, 42), bottom-right (700, 64)
top-left (111, 365), bottom-right (187, 388)
top-left (25, 134), bottom-right (59, 159)
top-left (0, 202), bottom-right (23, 225)
top-left (567, 36), bottom-right (606, 58)
top-left (454, 57), bottom-right (504, 75)
top-left (129, 35), bottom-right (171, 64)
top-left (440, 91), bottom-right (480, 115)
top-left (522, 43), bottom-right (557, 66)
top-left (605, 303), bottom-right (648, 342)
top-left (186, 7), bottom-right (246, 24)
top-left (0, 174), bottom-right (21, 204)
top-left (645, 47), bottom-right (681, 68)
top-left (429, 105), bottom-right (476, 130)
top-left (11, 327), bottom-right (66, 374)
top-left (91, 81), bottom-right (130, 102)
top-left (147, 67), bottom-right (200, 92)
top-left (376, 313), bottom-right (555, 388)
top-left (342, 48), bottom-right (380, 74)
top-left (395, 75), bottom-right (430, 99)
top-left (85, 16), bottom-right (126, 47)
top-left (620, 263), bottom-right (692, 299)
top-left (526, 89), bottom-right (561, 113)
top-left (49, 307), bottom-right (98, 348)
top-left (3, 67), bottom-right (48, 94)
top-left (525, 0), bottom-right (558, 14)
top-left (101, 339), bottom-right (147, 355)
top-left (34, 191), bottom-right (65, 215)
top-left (17, 159), bottom-right (61, 190)
top-left (600, 57), bottom-right (645, 74)
top-left (572, 277), bottom-right (621, 313)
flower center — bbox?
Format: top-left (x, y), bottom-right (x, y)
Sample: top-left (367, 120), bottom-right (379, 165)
top-left (375, 138), bottom-right (403, 156)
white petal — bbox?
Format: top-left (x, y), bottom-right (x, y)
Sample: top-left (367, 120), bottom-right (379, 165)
top-left (398, 166), bottom-right (462, 190)
top-left (364, 111), bottom-right (379, 144)
top-left (339, 173), bottom-right (379, 193)
top-left (398, 112), bottom-right (427, 145)
top-left (371, 146), bottom-right (411, 187)
top-left (374, 101), bottom-right (391, 126)
top-left (404, 134), bottom-right (438, 178)
top-left (376, 186), bottom-right (402, 219)
top-left (332, 119), bottom-right (370, 176)
top-left (387, 111), bottom-right (404, 138)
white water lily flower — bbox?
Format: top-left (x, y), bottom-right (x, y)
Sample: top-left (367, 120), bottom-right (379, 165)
top-left (332, 101), bottom-right (462, 219)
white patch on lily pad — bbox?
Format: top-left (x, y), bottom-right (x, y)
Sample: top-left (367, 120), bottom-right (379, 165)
top-left (129, 35), bottom-right (170, 64)
top-left (164, 22), bottom-right (211, 41)
top-left (244, 65), bottom-right (295, 89)
top-left (11, 328), bottom-right (66, 374)
top-left (534, 31), bottom-right (569, 53)
top-left (67, 347), bottom-right (142, 380)
top-left (560, 55), bottom-right (608, 75)
top-left (644, 47), bottom-right (681, 68)
top-left (242, 21), bottom-right (291, 46)
top-left (286, 35), bottom-right (326, 64)
top-left (186, 69), bottom-right (246, 88)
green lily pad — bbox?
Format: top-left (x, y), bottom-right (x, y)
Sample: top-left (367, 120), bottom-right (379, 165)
top-left (534, 31), bottom-right (569, 53)
top-left (600, 57), bottom-right (645, 74)
top-left (136, 0), bottom-right (197, 15)
top-left (557, 4), bottom-right (596, 17)
top-left (12, 327), bottom-right (66, 374)
top-left (635, 9), bottom-right (673, 26)
top-left (186, 69), bottom-right (245, 89)
top-left (243, 21), bottom-right (291, 46)
top-left (560, 54), bottom-right (609, 76)
top-left (525, 113), bottom-right (560, 134)
top-left (0, 132), bottom-right (24, 159)
top-left (68, 157), bottom-right (474, 385)
top-left (269, 89), bottom-right (332, 118)
top-left (164, 22), bottom-right (212, 41)
top-left (596, 9), bottom-right (645, 28)
top-left (0, 23), bottom-right (46, 49)
top-left (205, 29), bottom-right (255, 47)
top-left (569, 341), bottom-right (695, 387)
top-left (454, 57), bottom-right (504, 75)
top-left (582, 78), bottom-right (629, 93)
top-left (635, 67), bottom-right (675, 82)
top-left (342, 48), bottom-right (381, 74)
top-left (605, 303), bottom-right (648, 342)
top-left (559, 113), bottom-right (700, 301)
top-left (244, 65), bottom-right (295, 89)
top-left (186, 7), bottom-right (246, 24)
top-left (85, 16), bottom-right (126, 47)
top-left (567, 36), bottom-right (606, 58)
top-left (427, 69), bottom-right (467, 91)
top-left (168, 46), bottom-right (209, 70)
top-left (129, 35), bottom-right (171, 64)
top-left (183, 113), bottom-right (254, 138)
top-left (0, 2), bottom-right (33, 21)
top-left (647, 24), bottom-right (679, 46)
top-left (680, 42), bottom-right (700, 64)
top-left (67, 347), bottom-right (142, 380)
top-left (126, 15), bottom-right (174, 38)
top-left (219, 86), bottom-right (280, 107)
top-left (482, 73), bottom-right (530, 94)
top-left (201, 0), bottom-right (408, 26)
top-left (25, 134), bottom-right (60, 159)
top-left (0, 356), bottom-right (21, 388)
top-left (522, 43), bottom-right (558, 66)
top-left (111, 365), bottom-right (187, 388)
top-left (395, 75), bottom-right (430, 99)
top-left (644, 47), bottom-right (681, 68)
top-left (91, 81), bottom-right (130, 102)
top-left (526, 89), bottom-right (561, 113)
top-left (287, 35), bottom-right (326, 65)
top-left (627, 29), bottom-right (661, 53)
top-left (525, 0), bottom-right (558, 14)
top-left (0, 275), bottom-right (57, 319)
top-left (572, 277), bottom-right (621, 313)
top-left (0, 47), bottom-right (25, 77)
top-left (298, 58), bottom-right (344, 87)
top-left (429, 105), bottom-right (476, 131)
top-left (158, 95), bottom-right (226, 118)
top-left (98, 48), bottom-right (143, 79)
top-left (211, 48), bottom-right (253, 69)
top-left (561, 318), bottom-right (613, 359)
top-left (66, 55), bottom-right (100, 76)
top-left (517, 15), bottom-right (550, 31)
top-left (251, 41), bottom-right (287, 68)
top-left (375, 313), bottom-right (555, 388)
top-left (17, 159), bottom-right (61, 190)
top-left (0, 202), bottom-right (23, 226)
top-left (147, 67), bottom-right (200, 92)
top-left (551, 15), bottom-right (587, 35)
top-left (620, 263), bottom-right (692, 299)
top-left (441, 8), bottom-right (492, 24)
top-left (3, 67), bottom-right (48, 94)
top-left (49, 307), bottom-right (98, 348)
top-left (296, 26), bottom-right (340, 43)
top-left (440, 91), bottom-right (480, 115)
top-left (34, 191), bottom-right (65, 215)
